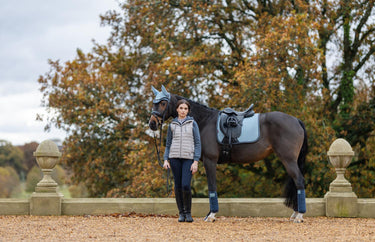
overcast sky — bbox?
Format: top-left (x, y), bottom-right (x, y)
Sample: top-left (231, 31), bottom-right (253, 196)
top-left (0, 0), bottom-right (119, 145)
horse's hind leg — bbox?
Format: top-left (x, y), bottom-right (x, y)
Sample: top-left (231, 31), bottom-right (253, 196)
top-left (203, 158), bottom-right (218, 222)
top-left (266, 113), bottom-right (307, 222)
top-left (284, 161), bottom-right (306, 223)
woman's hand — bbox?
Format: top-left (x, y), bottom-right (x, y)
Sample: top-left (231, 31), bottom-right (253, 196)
top-left (163, 160), bottom-right (170, 170)
top-left (191, 160), bottom-right (198, 174)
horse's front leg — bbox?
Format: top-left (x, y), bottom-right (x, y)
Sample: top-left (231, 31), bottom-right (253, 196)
top-left (203, 158), bottom-right (218, 222)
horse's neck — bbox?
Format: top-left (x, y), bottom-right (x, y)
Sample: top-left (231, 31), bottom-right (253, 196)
top-left (173, 95), bottom-right (218, 127)
top-left (191, 103), bottom-right (218, 127)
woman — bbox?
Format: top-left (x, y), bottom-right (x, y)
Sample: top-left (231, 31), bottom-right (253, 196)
top-left (163, 99), bottom-right (201, 222)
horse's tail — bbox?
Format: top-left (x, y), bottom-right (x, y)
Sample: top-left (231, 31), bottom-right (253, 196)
top-left (283, 119), bottom-right (308, 210)
top-left (296, 119), bottom-right (308, 175)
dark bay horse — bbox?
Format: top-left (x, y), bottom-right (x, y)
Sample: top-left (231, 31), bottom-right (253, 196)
top-left (149, 86), bottom-right (308, 223)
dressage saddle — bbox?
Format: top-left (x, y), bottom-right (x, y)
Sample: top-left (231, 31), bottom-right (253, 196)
top-left (218, 104), bottom-right (255, 163)
top-left (222, 104), bottom-right (254, 117)
top-left (219, 104), bottom-right (255, 144)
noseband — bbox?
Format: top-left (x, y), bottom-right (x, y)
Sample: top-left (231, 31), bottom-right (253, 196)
top-left (151, 110), bottom-right (165, 126)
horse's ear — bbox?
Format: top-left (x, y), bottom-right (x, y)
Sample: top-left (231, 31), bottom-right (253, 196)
top-left (151, 86), bottom-right (159, 96)
top-left (161, 85), bottom-right (169, 96)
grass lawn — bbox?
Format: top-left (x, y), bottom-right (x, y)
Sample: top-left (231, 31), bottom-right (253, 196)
top-left (11, 183), bottom-right (71, 199)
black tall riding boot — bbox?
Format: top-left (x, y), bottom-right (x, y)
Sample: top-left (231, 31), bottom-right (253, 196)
top-left (175, 189), bottom-right (185, 222)
top-left (182, 190), bottom-right (193, 222)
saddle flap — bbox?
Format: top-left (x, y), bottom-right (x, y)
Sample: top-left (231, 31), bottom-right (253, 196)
top-left (219, 112), bottom-right (245, 144)
top-left (217, 113), bottom-right (260, 145)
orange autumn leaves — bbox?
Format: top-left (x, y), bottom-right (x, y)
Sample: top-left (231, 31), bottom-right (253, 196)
top-left (38, 0), bottom-right (375, 198)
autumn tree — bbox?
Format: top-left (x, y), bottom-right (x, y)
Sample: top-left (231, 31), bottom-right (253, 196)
top-left (313, 0), bottom-right (375, 196)
top-left (18, 142), bottom-right (39, 174)
top-left (38, 47), bottom-right (160, 197)
top-left (39, 0), bottom-right (375, 198)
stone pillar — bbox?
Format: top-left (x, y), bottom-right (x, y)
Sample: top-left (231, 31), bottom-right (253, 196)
top-left (29, 140), bottom-right (63, 215)
top-left (324, 138), bottom-right (357, 217)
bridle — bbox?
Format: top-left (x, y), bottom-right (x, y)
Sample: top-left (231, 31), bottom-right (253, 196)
top-left (151, 100), bottom-right (172, 195)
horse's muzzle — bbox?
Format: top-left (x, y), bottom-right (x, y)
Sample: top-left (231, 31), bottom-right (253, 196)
top-left (149, 115), bottom-right (159, 131)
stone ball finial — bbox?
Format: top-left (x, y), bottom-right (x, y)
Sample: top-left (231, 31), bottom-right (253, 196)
top-left (33, 140), bottom-right (61, 170)
top-left (328, 138), bottom-right (354, 156)
top-left (327, 138), bottom-right (354, 169)
top-left (34, 140), bottom-right (61, 158)
top-left (325, 138), bottom-right (357, 218)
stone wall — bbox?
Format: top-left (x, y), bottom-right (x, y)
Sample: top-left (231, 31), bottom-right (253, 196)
top-left (0, 197), bottom-right (375, 217)
top-left (0, 138), bottom-right (374, 218)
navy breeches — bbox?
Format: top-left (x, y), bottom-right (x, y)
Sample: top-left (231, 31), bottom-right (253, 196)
top-left (170, 158), bottom-right (193, 191)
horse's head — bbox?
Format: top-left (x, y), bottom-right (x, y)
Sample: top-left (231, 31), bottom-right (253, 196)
top-left (149, 85), bottom-right (172, 131)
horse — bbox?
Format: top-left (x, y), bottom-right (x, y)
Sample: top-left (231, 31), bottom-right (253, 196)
top-left (149, 86), bottom-right (308, 223)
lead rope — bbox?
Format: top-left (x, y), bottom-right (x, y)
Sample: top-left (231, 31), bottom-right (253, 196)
top-left (153, 121), bottom-right (172, 197)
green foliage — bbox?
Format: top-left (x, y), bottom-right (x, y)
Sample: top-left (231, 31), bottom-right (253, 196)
top-left (53, 165), bottom-right (66, 186)
top-left (0, 140), bottom-right (26, 175)
top-left (216, 162), bottom-right (284, 198)
top-left (25, 165), bottom-right (42, 193)
top-left (68, 182), bottom-right (89, 198)
top-left (0, 166), bottom-right (21, 198)
top-left (38, 0), bottom-right (375, 198)
top-left (25, 165), bottom-right (66, 193)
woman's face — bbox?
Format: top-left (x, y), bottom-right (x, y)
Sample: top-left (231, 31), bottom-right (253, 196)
top-left (177, 103), bottom-right (189, 119)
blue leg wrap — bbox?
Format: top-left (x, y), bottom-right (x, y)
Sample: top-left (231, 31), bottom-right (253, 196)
top-left (209, 191), bottom-right (219, 213)
top-left (297, 189), bottom-right (306, 213)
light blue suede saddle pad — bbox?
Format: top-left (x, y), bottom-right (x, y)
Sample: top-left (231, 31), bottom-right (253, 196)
top-left (217, 113), bottom-right (260, 144)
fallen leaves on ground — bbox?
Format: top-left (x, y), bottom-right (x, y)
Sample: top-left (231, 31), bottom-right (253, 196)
top-left (0, 214), bottom-right (374, 241)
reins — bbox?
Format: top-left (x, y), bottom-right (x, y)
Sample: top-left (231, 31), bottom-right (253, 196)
top-left (151, 102), bottom-right (172, 196)
top-left (153, 122), bottom-right (164, 168)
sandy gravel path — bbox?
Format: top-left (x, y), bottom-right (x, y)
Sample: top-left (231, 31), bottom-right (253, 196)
top-left (0, 214), bottom-right (374, 241)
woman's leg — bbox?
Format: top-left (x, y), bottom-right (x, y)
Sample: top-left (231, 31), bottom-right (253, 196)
top-left (181, 159), bottom-right (194, 222)
top-left (170, 158), bottom-right (185, 222)
top-left (181, 159), bottom-right (193, 191)
top-left (170, 158), bottom-right (183, 189)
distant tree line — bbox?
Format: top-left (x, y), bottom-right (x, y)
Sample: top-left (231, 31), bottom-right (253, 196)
top-left (0, 140), bottom-right (88, 198)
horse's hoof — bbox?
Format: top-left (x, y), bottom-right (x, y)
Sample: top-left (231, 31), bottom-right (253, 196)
top-left (293, 213), bottom-right (304, 223)
top-left (289, 211), bottom-right (298, 221)
top-left (204, 217), bottom-right (216, 222)
top-left (204, 212), bottom-right (216, 222)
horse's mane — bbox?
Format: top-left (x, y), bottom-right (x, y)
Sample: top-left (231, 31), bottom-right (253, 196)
top-left (174, 95), bottom-right (218, 113)
top-left (171, 94), bottom-right (218, 123)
